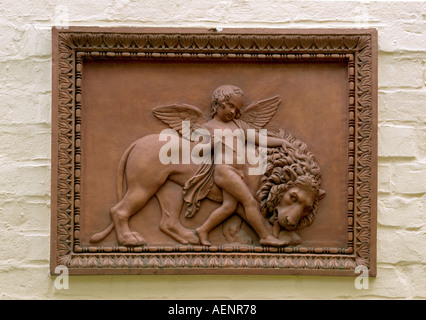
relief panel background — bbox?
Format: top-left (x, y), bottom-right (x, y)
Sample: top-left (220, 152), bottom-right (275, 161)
top-left (79, 59), bottom-right (348, 248)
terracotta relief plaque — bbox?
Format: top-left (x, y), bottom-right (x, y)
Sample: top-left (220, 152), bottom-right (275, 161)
top-left (51, 27), bottom-right (377, 276)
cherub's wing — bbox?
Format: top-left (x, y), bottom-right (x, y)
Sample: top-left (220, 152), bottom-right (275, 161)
top-left (152, 103), bottom-right (208, 138)
top-left (239, 95), bottom-right (281, 129)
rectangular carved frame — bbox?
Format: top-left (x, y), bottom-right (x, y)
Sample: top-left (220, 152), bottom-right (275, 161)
top-left (51, 27), bottom-right (377, 276)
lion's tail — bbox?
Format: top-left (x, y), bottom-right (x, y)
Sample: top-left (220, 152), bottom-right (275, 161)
top-left (89, 141), bottom-right (137, 244)
top-left (89, 222), bottom-right (114, 243)
top-left (115, 141), bottom-right (137, 200)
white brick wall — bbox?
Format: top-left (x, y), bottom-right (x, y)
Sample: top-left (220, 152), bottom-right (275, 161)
top-left (0, 0), bottom-right (425, 299)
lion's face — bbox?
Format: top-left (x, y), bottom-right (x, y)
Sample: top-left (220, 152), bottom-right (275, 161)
top-left (273, 184), bottom-right (316, 231)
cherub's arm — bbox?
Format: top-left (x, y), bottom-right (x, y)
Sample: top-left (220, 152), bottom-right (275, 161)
top-left (251, 130), bottom-right (293, 149)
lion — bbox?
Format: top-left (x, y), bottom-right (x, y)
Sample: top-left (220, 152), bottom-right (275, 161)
top-left (89, 128), bottom-right (325, 247)
top-left (255, 129), bottom-right (326, 245)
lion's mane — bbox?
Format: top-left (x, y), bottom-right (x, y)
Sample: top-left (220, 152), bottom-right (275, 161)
top-left (257, 129), bottom-right (323, 230)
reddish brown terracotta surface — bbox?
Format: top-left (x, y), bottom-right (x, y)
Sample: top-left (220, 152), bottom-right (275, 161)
top-left (51, 27), bottom-right (377, 275)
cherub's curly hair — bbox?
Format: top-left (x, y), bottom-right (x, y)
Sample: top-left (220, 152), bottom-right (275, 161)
top-left (256, 129), bottom-right (324, 230)
top-left (210, 85), bottom-right (244, 118)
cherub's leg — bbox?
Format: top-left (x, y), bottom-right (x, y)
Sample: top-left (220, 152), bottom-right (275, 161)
top-left (155, 180), bottom-right (199, 245)
top-left (214, 166), bottom-right (286, 247)
top-left (196, 191), bottom-right (238, 246)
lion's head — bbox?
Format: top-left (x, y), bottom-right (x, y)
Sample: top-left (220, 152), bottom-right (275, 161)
top-left (257, 129), bottom-right (326, 232)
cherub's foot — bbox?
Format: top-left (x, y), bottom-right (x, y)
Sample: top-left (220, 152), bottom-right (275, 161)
top-left (196, 227), bottom-right (212, 246)
top-left (259, 235), bottom-right (289, 247)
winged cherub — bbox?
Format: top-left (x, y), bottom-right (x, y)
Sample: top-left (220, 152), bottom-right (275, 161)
top-left (153, 85), bottom-right (293, 247)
